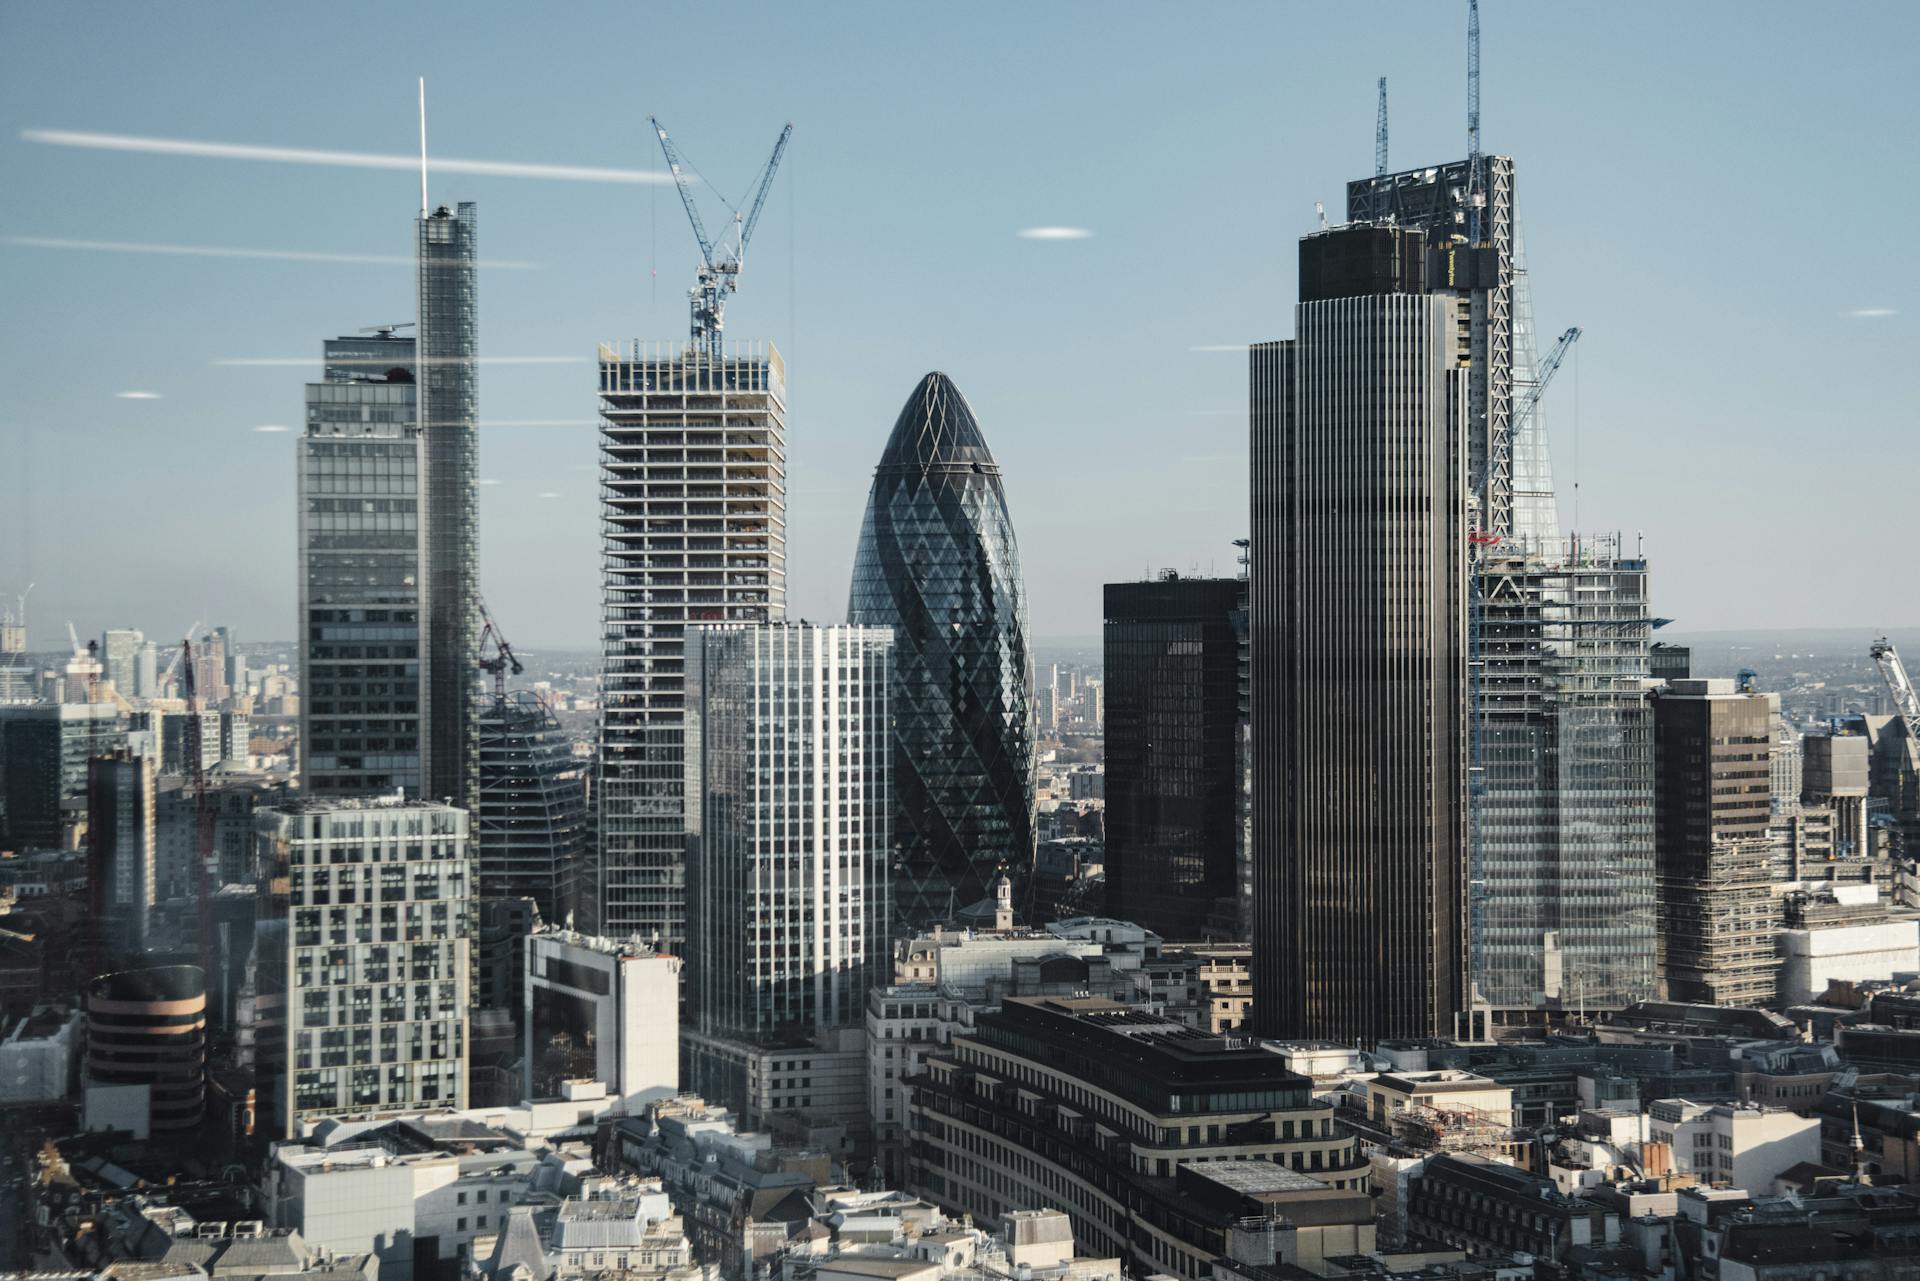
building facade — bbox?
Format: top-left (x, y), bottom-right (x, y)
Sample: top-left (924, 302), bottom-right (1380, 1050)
top-left (100, 629), bottom-right (144, 699)
top-left (908, 996), bottom-right (1366, 1280)
top-left (478, 691), bottom-right (588, 923)
top-left (1475, 542), bottom-right (1658, 1014)
top-left (595, 341), bottom-right (787, 949)
top-left (683, 624), bottom-right (891, 1115)
top-left (525, 926), bottom-right (680, 1110)
top-left (298, 330), bottom-right (425, 798)
top-left (1249, 224), bottom-right (1469, 1042)
top-left (85, 964), bottom-right (207, 1133)
top-left (0, 702), bottom-right (128, 850)
top-left (847, 372), bottom-right (1034, 927)
top-left (254, 797), bottom-right (472, 1136)
top-left (418, 202), bottom-right (481, 815)
top-left (1102, 574), bottom-right (1245, 941)
top-left (1652, 679), bottom-right (1780, 1007)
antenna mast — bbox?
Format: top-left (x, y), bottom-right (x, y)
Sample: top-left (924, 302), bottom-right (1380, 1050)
top-left (1465, 0), bottom-right (1483, 243)
top-left (418, 78), bottom-right (429, 217)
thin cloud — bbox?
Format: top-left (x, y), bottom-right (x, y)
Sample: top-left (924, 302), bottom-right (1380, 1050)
top-left (214, 356), bottom-right (585, 367)
top-left (1847, 307), bottom-right (1898, 318)
top-left (479, 478), bottom-right (504, 486)
top-left (478, 419), bottom-right (598, 428)
top-left (7, 235), bottom-right (538, 270)
top-left (116, 390), bottom-right (161, 399)
top-left (1189, 344), bottom-right (1249, 352)
top-left (23, 128), bottom-right (671, 185)
top-left (252, 425), bottom-right (292, 433)
top-left (1017, 226), bottom-right (1092, 240)
top-left (538, 491), bottom-right (562, 499)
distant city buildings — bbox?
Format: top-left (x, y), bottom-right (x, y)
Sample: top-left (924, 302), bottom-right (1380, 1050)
top-left (848, 372), bottom-right (1035, 928)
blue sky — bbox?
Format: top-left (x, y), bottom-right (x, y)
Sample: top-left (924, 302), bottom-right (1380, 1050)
top-left (2, 1), bottom-right (1914, 649)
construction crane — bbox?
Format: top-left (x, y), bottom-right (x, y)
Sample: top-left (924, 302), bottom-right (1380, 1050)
top-left (649, 116), bottom-right (793, 359)
top-left (1871, 637), bottom-right (1920, 744)
top-left (1375, 77), bottom-right (1389, 177)
top-left (158, 617), bottom-right (203, 696)
top-left (1465, 0), bottom-right (1484, 244)
top-left (477, 596), bottom-right (523, 706)
top-left (1513, 326), bottom-right (1582, 438)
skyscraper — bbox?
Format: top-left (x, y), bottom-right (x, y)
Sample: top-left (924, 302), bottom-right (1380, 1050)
top-left (0, 702), bottom-right (129, 850)
top-left (595, 342), bottom-right (787, 949)
top-left (1103, 573), bottom-right (1245, 940)
top-left (254, 796), bottom-right (471, 1137)
top-left (297, 330), bottom-right (425, 797)
top-left (847, 372), bottom-right (1034, 927)
top-left (682, 623), bottom-right (891, 1115)
top-left (100, 629), bottom-right (144, 700)
top-left (418, 202), bottom-right (481, 814)
top-left (1250, 224), bottom-right (1469, 1042)
top-left (477, 690), bottom-right (588, 922)
top-left (1651, 680), bottom-right (1779, 1007)
top-left (88, 749), bottom-right (156, 960)
top-left (1475, 542), bottom-right (1658, 1013)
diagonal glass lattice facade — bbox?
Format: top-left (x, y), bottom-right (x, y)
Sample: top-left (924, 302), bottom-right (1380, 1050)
top-left (847, 373), bottom-right (1034, 928)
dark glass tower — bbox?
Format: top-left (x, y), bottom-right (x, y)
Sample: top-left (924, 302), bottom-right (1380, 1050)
top-left (1250, 225), bottom-right (1469, 1043)
top-left (1104, 574), bottom-right (1245, 940)
top-left (418, 202), bottom-right (480, 813)
top-left (848, 373), bottom-right (1034, 927)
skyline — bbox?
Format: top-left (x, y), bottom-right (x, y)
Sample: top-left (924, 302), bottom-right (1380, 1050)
top-left (3, 1), bottom-right (1915, 649)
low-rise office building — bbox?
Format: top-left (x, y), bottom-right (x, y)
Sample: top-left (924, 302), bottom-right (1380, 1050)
top-left (907, 995), bottom-right (1365, 1280)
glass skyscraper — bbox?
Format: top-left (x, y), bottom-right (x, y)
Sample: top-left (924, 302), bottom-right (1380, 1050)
top-left (297, 331), bottom-right (424, 797)
top-left (418, 202), bottom-right (481, 814)
top-left (847, 372), bottom-right (1034, 927)
top-left (1103, 574), bottom-right (1246, 940)
top-left (1250, 225), bottom-right (1470, 1043)
top-left (1476, 541), bottom-right (1658, 1012)
top-left (683, 623), bottom-right (892, 1044)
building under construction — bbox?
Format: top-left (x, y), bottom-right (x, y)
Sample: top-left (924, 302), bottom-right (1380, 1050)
top-left (594, 341), bottom-right (787, 948)
top-left (1475, 536), bottom-right (1658, 1016)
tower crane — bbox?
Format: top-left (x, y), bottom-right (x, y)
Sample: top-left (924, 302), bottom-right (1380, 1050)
top-left (649, 116), bottom-right (793, 359)
top-left (477, 596), bottom-right (523, 706)
top-left (1376, 77), bottom-right (1389, 177)
top-left (1871, 637), bottom-right (1920, 744)
top-left (1469, 327), bottom-right (1580, 547)
top-left (159, 617), bottom-right (203, 696)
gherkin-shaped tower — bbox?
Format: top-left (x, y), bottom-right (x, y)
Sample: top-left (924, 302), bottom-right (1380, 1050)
top-left (849, 373), bottom-right (1035, 926)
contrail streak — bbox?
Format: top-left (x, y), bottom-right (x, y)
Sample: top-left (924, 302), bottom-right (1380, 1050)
top-left (213, 356), bottom-right (586, 367)
top-left (23, 128), bottom-right (671, 185)
top-left (7, 234), bottom-right (538, 269)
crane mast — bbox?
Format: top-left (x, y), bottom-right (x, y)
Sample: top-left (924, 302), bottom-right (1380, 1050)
top-left (1376, 77), bottom-right (1389, 178)
top-left (1465, 0), bottom-right (1483, 244)
top-left (1871, 637), bottom-right (1920, 744)
top-left (649, 117), bottom-right (793, 360)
